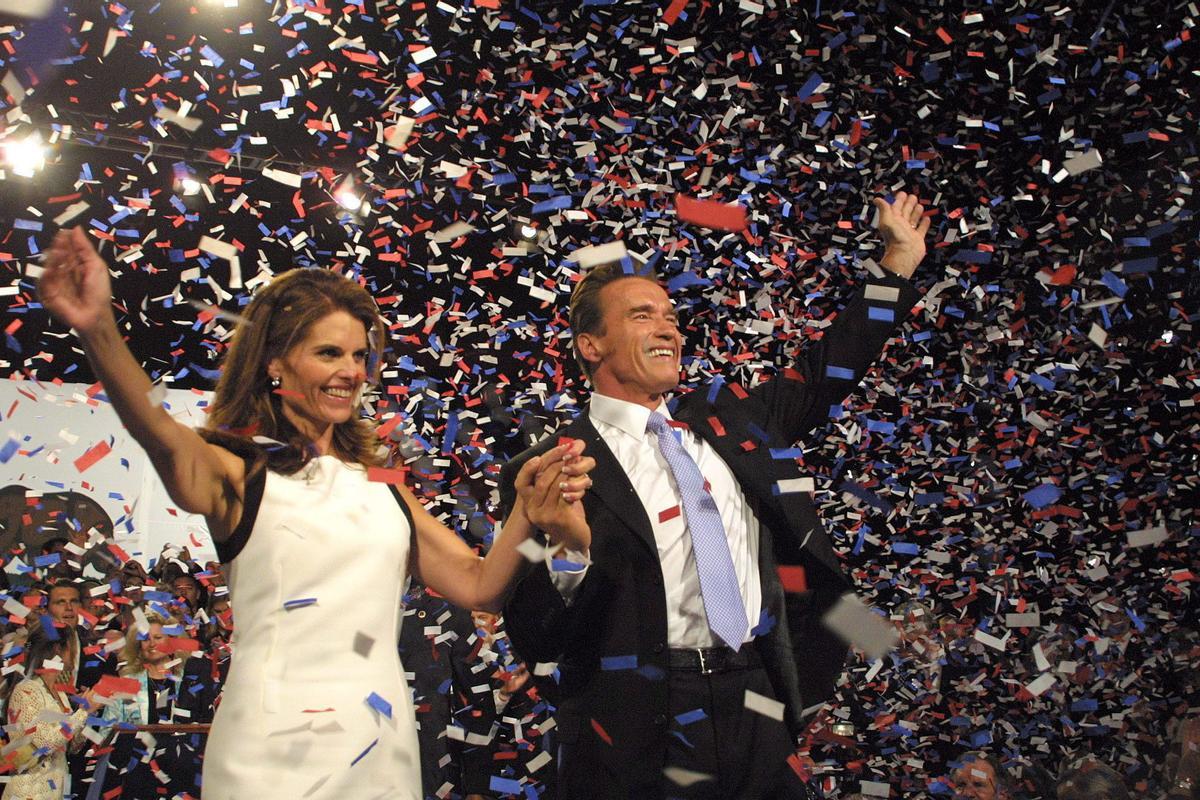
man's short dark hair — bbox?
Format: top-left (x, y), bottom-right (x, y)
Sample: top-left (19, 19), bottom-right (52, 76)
top-left (568, 263), bottom-right (658, 377)
top-left (47, 579), bottom-right (82, 600)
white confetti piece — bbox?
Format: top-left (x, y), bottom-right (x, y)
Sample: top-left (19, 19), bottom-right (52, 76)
top-left (1063, 149), bottom-right (1103, 176)
top-left (1, 71), bottom-right (26, 106)
top-left (262, 166), bottom-right (303, 188)
top-left (864, 284), bottom-right (901, 303)
top-left (822, 594), bottom-right (898, 660)
top-left (155, 106), bottom-right (203, 132)
top-left (429, 221), bottom-right (475, 243)
top-left (515, 538), bottom-right (549, 562)
top-left (743, 688), bottom-right (785, 720)
top-left (860, 780), bottom-right (892, 797)
top-left (1024, 672), bottom-right (1056, 697)
top-left (664, 766), bottom-right (715, 787)
top-left (53, 201), bottom-right (89, 226)
top-left (1127, 526), bottom-right (1168, 548)
top-left (567, 241), bottom-right (628, 269)
top-left (774, 477), bottom-right (814, 494)
top-left (973, 629), bottom-right (1010, 652)
top-left (1005, 612), bottom-right (1040, 628)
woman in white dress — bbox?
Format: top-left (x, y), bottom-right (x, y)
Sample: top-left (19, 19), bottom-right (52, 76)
top-left (37, 229), bottom-right (594, 799)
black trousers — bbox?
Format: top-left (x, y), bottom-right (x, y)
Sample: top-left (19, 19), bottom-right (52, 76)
top-left (556, 663), bottom-right (809, 799)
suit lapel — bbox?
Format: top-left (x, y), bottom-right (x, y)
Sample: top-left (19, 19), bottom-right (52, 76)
top-left (568, 413), bottom-right (658, 555)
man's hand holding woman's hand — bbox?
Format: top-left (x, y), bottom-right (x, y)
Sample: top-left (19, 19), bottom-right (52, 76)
top-left (514, 440), bottom-right (593, 552)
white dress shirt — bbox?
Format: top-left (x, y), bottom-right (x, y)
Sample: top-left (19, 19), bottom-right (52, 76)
top-left (551, 392), bottom-right (764, 648)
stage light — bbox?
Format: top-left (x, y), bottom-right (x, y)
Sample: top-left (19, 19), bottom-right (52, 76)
top-left (2, 135), bottom-right (47, 177)
top-left (335, 185), bottom-right (363, 212)
top-left (518, 223), bottom-right (538, 241)
top-left (179, 177), bottom-right (203, 196)
top-left (1161, 330), bottom-right (1174, 344)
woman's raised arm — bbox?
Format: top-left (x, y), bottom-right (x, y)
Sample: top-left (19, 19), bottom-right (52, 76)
top-left (39, 228), bottom-right (244, 540)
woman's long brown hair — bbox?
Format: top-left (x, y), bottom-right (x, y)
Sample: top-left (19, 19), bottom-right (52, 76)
top-left (201, 268), bottom-right (388, 476)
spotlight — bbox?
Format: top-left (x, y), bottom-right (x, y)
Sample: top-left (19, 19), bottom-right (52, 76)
top-left (179, 177), bottom-right (203, 196)
top-left (518, 223), bottom-right (538, 241)
top-left (1161, 330), bottom-right (1174, 344)
top-left (2, 134), bottom-right (46, 177)
top-left (335, 186), bottom-right (363, 212)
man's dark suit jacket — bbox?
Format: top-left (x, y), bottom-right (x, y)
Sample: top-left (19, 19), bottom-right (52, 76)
top-left (499, 273), bottom-right (921, 792)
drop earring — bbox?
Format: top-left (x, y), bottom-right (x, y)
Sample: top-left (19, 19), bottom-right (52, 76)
top-left (270, 376), bottom-right (281, 389)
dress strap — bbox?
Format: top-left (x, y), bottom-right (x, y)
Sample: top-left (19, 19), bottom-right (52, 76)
top-left (216, 461), bottom-right (267, 564)
top-left (387, 484), bottom-right (417, 540)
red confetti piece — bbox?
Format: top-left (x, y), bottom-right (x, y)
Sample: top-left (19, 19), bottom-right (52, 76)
top-left (675, 194), bottom-right (748, 232)
top-left (160, 637), bottom-right (202, 655)
top-left (1044, 264), bottom-right (1076, 285)
top-left (777, 565), bottom-right (808, 593)
top-left (658, 505), bottom-right (681, 523)
top-left (73, 440), bottom-right (111, 473)
top-left (366, 467), bottom-right (408, 485)
top-left (706, 417), bottom-right (726, 436)
top-left (93, 674), bottom-right (142, 697)
top-left (663, 0), bottom-right (688, 25)
top-left (590, 718), bottom-right (613, 746)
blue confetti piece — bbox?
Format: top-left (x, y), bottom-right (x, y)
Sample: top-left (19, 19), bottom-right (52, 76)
top-left (350, 737), bottom-right (378, 766)
top-left (0, 436), bottom-right (22, 462)
top-left (768, 447), bottom-right (804, 459)
top-left (706, 376), bottom-right (725, 405)
top-left (38, 615), bottom-right (61, 641)
top-left (283, 597), bottom-right (318, 610)
top-left (600, 655), bottom-right (638, 671)
top-left (530, 195), bottom-right (573, 214)
top-left (675, 708), bottom-right (707, 725)
top-left (667, 272), bottom-right (711, 292)
top-left (1119, 256), bottom-right (1158, 274)
top-left (365, 692), bottom-right (392, 718)
top-left (750, 608), bottom-right (777, 636)
top-left (826, 365), bottom-right (855, 380)
top-left (796, 72), bottom-right (824, 101)
top-left (489, 776), bottom-right (525, 794)
top-left (892, 542), bottom-right (920, 555)
top-left (34, 553), bottom-right (61, 567)
top-left (1023, 483), bottom-right (1062, 509)
top-left (868, 306), bottom-right (895, 322)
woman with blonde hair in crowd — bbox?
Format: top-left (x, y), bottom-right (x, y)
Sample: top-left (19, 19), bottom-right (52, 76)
top-left (1, 624), bottom-right (96, 800)
top-left (93, 611), bottom-right (188, 798)
top-left (38, 228), bottom-right (594, 799)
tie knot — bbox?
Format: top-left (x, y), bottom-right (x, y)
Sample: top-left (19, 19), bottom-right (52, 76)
top-left (646, 411), bottom-right (669, 435)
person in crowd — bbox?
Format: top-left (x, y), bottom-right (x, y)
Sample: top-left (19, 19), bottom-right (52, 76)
top-left (1055, 759), bottom-right (1131, 800)
top-left (94, 611), bottom-right (188, 798)
top-left (1165, 716), bottom-right (1200, 800)
top-left (950, 752), bottom-right (1010, 800)
top-left (2, 623), bottom-right (96, 800)
top-left (399, 583), bottom-right (499, 799)
top-left (498, 192), bottom-right (930, 799)
top-left (37, 227), bottom-right (595, 799)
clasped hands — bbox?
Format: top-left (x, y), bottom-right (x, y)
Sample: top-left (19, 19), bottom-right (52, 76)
top-left (513, 440), bottom-right (593, 552)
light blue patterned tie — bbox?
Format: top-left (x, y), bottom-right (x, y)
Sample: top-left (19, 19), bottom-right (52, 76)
top-left (646, 411), bottom-right (749, 650)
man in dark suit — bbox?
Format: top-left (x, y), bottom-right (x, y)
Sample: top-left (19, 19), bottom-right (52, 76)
top-left (499, 192), bottom-right (931, 799)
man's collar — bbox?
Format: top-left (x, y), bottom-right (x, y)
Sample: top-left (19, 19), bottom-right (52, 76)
top-left (589, 392), bottom-right (672, 439)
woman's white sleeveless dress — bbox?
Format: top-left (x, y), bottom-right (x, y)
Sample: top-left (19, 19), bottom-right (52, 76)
top-left (202, 455), bottom-right (422, 799)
